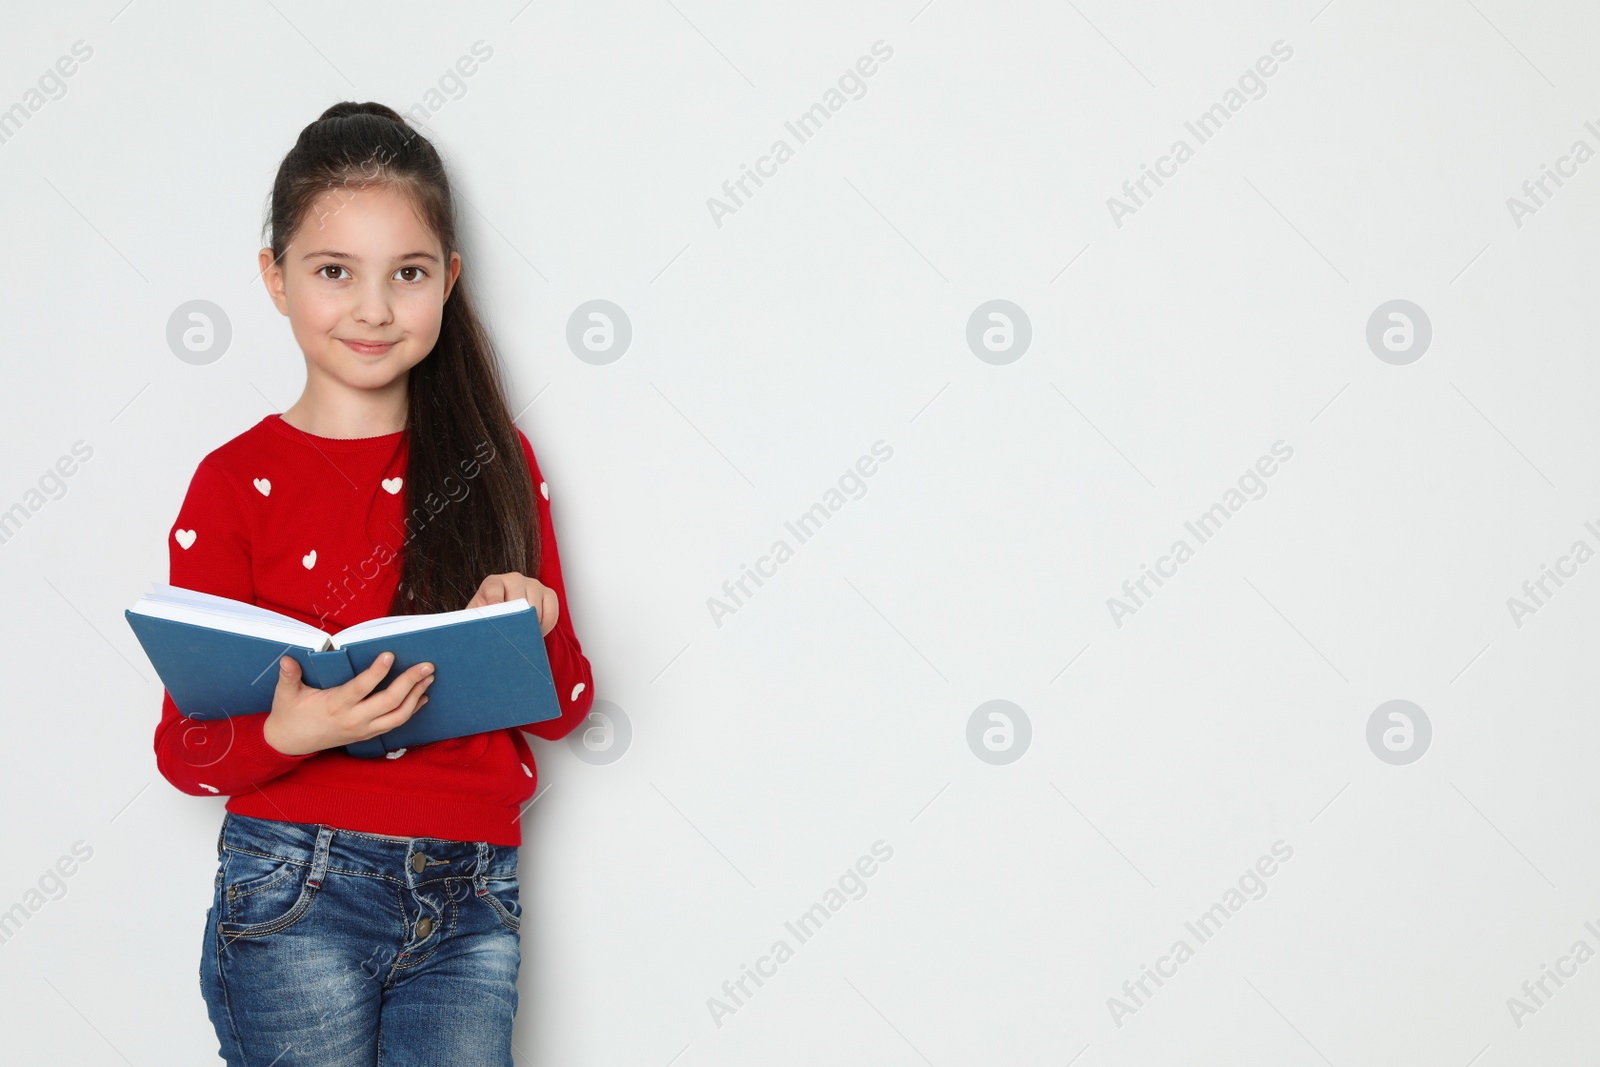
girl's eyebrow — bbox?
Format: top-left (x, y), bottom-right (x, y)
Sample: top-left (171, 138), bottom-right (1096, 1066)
top-left (300, 249), bottom-right (440, 262)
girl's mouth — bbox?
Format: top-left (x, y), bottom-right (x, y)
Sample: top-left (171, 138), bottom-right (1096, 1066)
top-left (342, 339), bottom-right (397, 356)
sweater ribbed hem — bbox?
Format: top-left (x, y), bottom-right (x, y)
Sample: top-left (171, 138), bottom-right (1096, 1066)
top-left (227, 782), bottom-right (527, 846)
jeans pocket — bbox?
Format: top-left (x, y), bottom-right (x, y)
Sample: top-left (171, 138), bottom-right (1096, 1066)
top-left (218, 846), bottom-right (319, 939)
top-left (476, 874), bottom-right (521, 933)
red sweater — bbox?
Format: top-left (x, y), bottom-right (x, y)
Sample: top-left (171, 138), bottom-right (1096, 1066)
top-left (152, 413), bottom-right (595, 845)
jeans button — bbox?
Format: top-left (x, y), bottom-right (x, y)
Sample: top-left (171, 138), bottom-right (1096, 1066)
top-left (411, 852), bottom-right (426, 873)
top-left (417, 916), bottom-right (433, 939)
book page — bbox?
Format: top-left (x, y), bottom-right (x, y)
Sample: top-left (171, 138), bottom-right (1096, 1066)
top-left (129, 591), bottom-right (332, 650)
top-left (329, 597), bottom-right (533, 649)
top-left (147, 583), bottom-right (325, 628)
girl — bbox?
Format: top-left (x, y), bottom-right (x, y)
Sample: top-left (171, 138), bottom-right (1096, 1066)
top-left (155, 101), bottom-right (595, 1064)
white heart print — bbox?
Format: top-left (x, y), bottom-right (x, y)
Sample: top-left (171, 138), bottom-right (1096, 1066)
top-left (175, 529), bottom-right (197, 549)
top-left (382, 477), bottom-right (403, 494)
top-left (302, 549), bottom-right (317, 569)
top-left (254, 478), bottom-right (271, 496)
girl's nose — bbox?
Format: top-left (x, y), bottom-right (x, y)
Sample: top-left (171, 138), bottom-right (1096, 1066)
top-left (353, 284), bottom-right (394, 325)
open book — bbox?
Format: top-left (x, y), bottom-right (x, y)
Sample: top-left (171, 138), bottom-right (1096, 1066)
top-left (126, 583), bottom-right (560, 758)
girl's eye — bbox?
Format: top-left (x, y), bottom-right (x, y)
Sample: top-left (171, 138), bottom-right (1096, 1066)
top-left (314, 264), bottom-right (427, 282)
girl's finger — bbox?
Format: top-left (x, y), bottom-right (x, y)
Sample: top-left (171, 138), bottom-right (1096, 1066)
top-left (364, 674), bottom-right (433, 734)
top-left (345, 651), bottom-right (396, 701)
top-left (359, 662), bottom-right (432, 715)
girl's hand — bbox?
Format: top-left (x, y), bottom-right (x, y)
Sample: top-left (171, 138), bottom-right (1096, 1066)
top-left (465, 572), bottom-right (558, 636)
top-left (263, 653), bottom-right (434, 757)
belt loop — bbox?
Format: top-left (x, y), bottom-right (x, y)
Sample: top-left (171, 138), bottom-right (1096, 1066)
top-left (216, 812), bottom-right (229, 858)
top-left (306, 826), bottom-right (335, 889)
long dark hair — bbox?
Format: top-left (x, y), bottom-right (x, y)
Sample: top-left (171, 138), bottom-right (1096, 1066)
top-left (264, 100), bottom-right (537, 615)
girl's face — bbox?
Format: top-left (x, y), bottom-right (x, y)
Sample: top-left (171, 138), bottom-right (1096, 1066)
top-left (258, 182), bottom-right (461, 398)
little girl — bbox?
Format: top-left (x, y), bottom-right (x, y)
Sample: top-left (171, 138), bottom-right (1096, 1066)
top-left (155, 101), bottom-right (595, 1064)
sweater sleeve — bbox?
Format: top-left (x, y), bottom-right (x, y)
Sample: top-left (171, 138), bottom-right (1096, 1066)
top-left (515, 430), bottom-right (596, 742)
top-left (152, 456), bottom-right (317, 796)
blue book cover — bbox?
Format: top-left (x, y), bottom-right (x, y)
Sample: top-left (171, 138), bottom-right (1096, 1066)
top-left (125, 585), bottom-right (560, 758)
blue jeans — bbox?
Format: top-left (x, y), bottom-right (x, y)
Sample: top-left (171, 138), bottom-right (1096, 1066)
top-left (199, 812), bottom-right (522, 1065)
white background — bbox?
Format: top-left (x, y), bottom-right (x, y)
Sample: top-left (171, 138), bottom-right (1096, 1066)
top-left (2, 1), bottom-right (1597, 1063)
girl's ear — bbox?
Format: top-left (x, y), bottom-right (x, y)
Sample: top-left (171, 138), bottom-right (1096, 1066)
top-left (258, 247), bottom-right (290, 316)
top-left (442, 249), bottom-right (462, 303)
